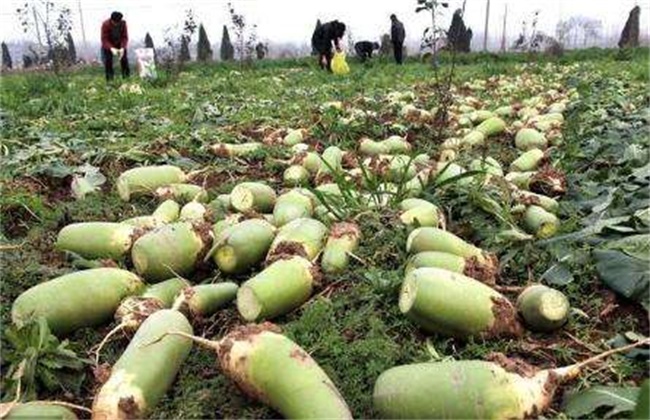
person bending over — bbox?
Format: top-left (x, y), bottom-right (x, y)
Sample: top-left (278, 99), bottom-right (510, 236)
top-left (354, 41), bottom-right (380, 62)
top-left (101, 11), bottom-right (130, 81)
top-left (311, 20), bottom-right (346, 71)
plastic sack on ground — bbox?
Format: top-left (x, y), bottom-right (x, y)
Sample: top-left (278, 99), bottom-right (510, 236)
top-left (332, 52), bottom-right (350, 75)
top-left (135, 48), bottom-right (157, 79)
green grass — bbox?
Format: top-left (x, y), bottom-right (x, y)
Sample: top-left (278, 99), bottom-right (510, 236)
top-left (1, 48), bottom-right (648, 418)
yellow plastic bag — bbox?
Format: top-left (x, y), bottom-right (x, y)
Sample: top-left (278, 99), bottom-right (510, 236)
top-left (331, 52), bottom-right (350, 75)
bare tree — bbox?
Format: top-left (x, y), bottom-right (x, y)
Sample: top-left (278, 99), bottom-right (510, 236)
top-left (416, 0), bottom-right (449, 68)
top-left (227, 2), bottom-right (257, 66)
top-left (556, 16), bottom-right (602, 48)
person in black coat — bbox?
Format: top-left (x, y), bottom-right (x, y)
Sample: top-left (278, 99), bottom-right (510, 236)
top-left (390, 14), bottom-right (406, 64)
top-left (311, 20), bottom-right (346, 71)
top-left (354, 41), bottom-right (380, 62)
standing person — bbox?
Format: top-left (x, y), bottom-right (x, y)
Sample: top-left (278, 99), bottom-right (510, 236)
top-left (101, 11), bottom-right (130, 81)
top-left (311, 20), bottom-right (346, 71)
top-left (390, 14), bottom-right (406, 64)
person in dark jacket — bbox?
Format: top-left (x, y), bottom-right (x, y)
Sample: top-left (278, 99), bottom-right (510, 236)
top-left (390, 14), bottom-right (406, 64)
top-left (311, 20), bottom-right (346, 71)
top-left (354, 41), bottom-right (380, 62)
top-left (101, 11), bottom-right (130, 81)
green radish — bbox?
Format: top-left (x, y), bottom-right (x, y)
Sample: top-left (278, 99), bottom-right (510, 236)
top-left (214, 194), bottom-right (232, 209)
top-left (523, 205), bottom-right (560, 238)
top-left (230, 182), bottom-right (277, 213)
top-left (460, 130), bottom-right (485, 147)
top-left (0, 402), bottom-right (83, 419)
top-left (510, 149), bottom-right (546, 172)
top-left (399, 267), bottom-right (521, 338)
top-left (92, 310), bottom-right (193, 419)
top-left (515, 128), bottom-right (548, 151)
top-left (210, 142), bottom-right (263, 158)
top-left (399, 201), bottom-right (444, 229)
top-left (441, 137), bottom-right (462, 150)
top-left (283, 129), bottom-right (304, 146)
top-left (315, 146), bottom-right (343, 183)
top-left (433, 162), bottom-right (466, 186)
top-left (116, 165), bottom-right (186, 201)
top-left (152, 199), bottom-right (181, 223)
top-left (512, 189), bottom-right (559, 213)
top-left (516, 284), bottom-right (569, 332)
top-left (283, 165), bottom-right (311, 187)
top-left (468, 156), bottom-right (504, 177)
top-left (94, 277), bottom-right (190, 365)
top-left (121, 216), bottom-right (162, 230)
top-left (179, 201), bottom-right (207, 222)
top-left (372, 339), bottom-right (650, 419)
top-left (405, 251), bottom-right (496, 285)
top-left (131, 222), bottom-right (209, 282)
top-left (469, 109), bottom-right (494, 123)
top-left (413, 153), bottom-right (430, 167)
top-left (172, 283), bottom-right (238, 319)
top-left (295, 152), bottom-right (322, 174)
top-left (55, 222), bottom-right (135, 260)
top-left (475, 116), bottom-right (506, 137)
top-left (386, 155), bottom-right (417, 182)
top-left (321, 222), bottom-right (361, 274)
top-left (266, 217), bottom-right (328, 261)
top-left (506, 171), bottom-right (536, 189)
top-left (209, 219), bottom-right (276, 274)
top-left (406, 227), bottom-right (497, 277)
top-left (291, 143), bottom-right (310, 154)
top-left (381, 135), bottom-right (411, 153)
top-left (11, 268), bottom-right (144, 336)
top-left (212, 214), bottom-right (244, 241)
top-left (273, 190), bottom-right (314, 227)
top-left (155, 183), bottom-right (208, 203)
top-left (360, 138), bottom-right (389, 156)
top-left (494, 105), bottom-right (514, 117)
top-left (166, 324), bottom-right (352, 419)
top-left (237, 256), bottom-right (316, 321)
top-left (403, 168), bottom-right (434, 197)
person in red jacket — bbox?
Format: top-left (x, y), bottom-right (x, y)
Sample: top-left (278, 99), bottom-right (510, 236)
top-left (101, 11), bottom-right (130, 81)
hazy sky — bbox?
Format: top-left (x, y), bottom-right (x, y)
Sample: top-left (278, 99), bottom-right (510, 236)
top-left (1, 0), bottom-right (648, 50)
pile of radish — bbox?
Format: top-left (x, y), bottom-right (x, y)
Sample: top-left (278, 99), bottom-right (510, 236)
top-left (8, 65), bottom-right (648, 419)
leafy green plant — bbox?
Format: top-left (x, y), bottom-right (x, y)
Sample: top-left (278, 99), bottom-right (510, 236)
top-left (2, 318), bottom-right (88, 401)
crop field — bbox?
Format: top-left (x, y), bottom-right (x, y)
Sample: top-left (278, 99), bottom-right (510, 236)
top-left (0, 49), bottom-right (648, 419)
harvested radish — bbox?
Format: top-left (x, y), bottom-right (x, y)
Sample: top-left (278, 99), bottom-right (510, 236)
top-left (116, 165), bottom-right (186, 201)
top-left (237, 256), bottom-right (316, 321)
top-left (266, 217), bottom-right (328, 261)
top-left (399, 199), bottom-right (444, 229)
top-left (273, 190), bottom-right (314, 227)
top-left (179, 201), bottom-right (207, 222)
top-left (510, 148), bottom-right (545, 172)
top-left (399, 267), bottom-right (521, 338)
top-left (516, 284), bottom-right (570, 332)
top-left (515, 128), bottom-right (548, 151)
top-left (94, 277), bottom-right (190, 364)
top-left (406, 227), bottom-right (497, 279)
top-left (405, 251), bottom-right (495, 285)
top-left (167, 323), bottom-right (352, 419)
top-left (373, 339), bottom-right (650, 419)
top-left (523, 205), bottom-right (560, 238)
top-left (92, 310), bottom-right (193, 419)
top-left (172, 282), bottom-right (238, 319)
top-left (131, 222), bottom-right (210, 282)
top-left (210, 142), bottom-right (263, 158)
top-left (209, 219), bottom-right (276, 274)
top-left (12, 268), bottom-right (144, 336)
top-left (0, 402), bottom-right (86, 419)
top-left (321, 222), bottom-right (361, 274)
top-left (230, 182), bottom-right (277, 213)
top-left (283, 165), bottom-right (310, 187)
top-left (155, 183), bottom-right (208, 203)
top-left (55, 222), bottom-right (135, 260)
